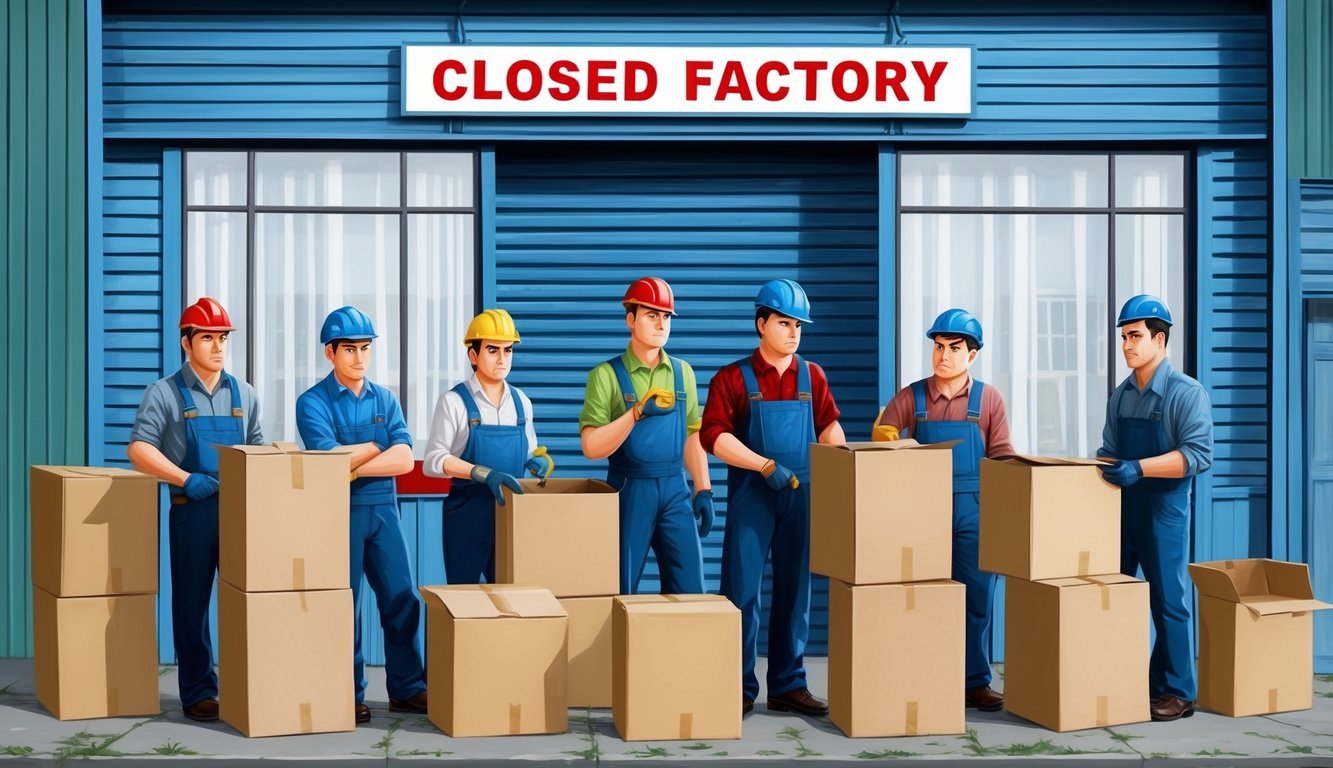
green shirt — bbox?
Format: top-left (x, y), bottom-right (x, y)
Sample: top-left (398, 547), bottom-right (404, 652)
top-left (578, 347), bottom-right (702, 434)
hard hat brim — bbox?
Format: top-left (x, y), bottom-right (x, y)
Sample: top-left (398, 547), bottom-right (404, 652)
top-left (181, 324), bottom-right (236, 332)
top-left (625, 301), bottom-right (677, 316)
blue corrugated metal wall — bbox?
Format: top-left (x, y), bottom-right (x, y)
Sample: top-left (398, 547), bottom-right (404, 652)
top-left (492, 143), bottom-right (881, 654)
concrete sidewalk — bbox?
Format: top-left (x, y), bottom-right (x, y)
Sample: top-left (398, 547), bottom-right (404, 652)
top-left (0, 659), bottom-right (1330, 766)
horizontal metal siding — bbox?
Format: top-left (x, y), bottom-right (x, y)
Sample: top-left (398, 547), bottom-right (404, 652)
top-left (103, 2), bottom-right (1266, 141)
top-left (494, 143), bottom-right (880, 654)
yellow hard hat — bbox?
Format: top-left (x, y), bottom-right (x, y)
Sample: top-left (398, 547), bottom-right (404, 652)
top-left (463, 308), bottom-right (521, 346)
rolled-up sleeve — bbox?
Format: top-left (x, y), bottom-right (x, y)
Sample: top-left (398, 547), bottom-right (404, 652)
top-left (1171, 384), bottom-right (1213, 475)
top-left (129, 383), bottom-right (171, 448)
top-left (423, 392), bottom-right (466, 477)
top-left (296, 391), bottom-right (340, 451)
top-left (699, 364), bottom-right (742, 455)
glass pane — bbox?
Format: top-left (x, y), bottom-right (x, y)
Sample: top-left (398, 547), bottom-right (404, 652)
top-left (255, 152), bottom-right (400, 207)
top-left (186, 152), bottom-right (246, 206)
top-left (1114, 214), bottom-right (1186, 384)
top-left (1115, 154), bottom-right (1185, 208)
top-left (185, 212), bottom-right (248, 381)
top-left (900, 154), bottom-right (1109, 208)
top-left (407, 214), bottom-right (476, 458)
top-left (253, 213), bottom-right (401, 444)
top-left (900, 212), bottom-right (1109, 457)
top-left (407, 153), bottom-right (474, 208)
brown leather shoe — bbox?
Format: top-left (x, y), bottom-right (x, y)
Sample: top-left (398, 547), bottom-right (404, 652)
top-left (965, 685), bottom-right (1005, 712)
top-left (355, 703), bottom-right (371, 724)
top-left (389, 691), bottom-right (428, 714)
top-left (743, 697), bottom-right (754, 716)
top-left (767, 687), bottom-right (829, 717)
top-left (1150, 695), bottom-right (1194, 721)
top-left (183, 698), bottom-right (219, 722)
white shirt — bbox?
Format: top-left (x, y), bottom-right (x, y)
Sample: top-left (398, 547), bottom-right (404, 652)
top-left (423, 373), bottom-right (539, 478)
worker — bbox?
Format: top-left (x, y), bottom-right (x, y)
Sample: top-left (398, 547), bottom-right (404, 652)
top-left (701, 279), bottom-right (845, 718)
top-left (295, 306), bottom-right (427, 725)
top-left (578, 277), bottom-right (712, 594)
top-left (423, 308), bottom-right (554, 584)
top-left (873, 308), bottom-right (1014, 713)
top-left (1098, 294), bottom-right (1213, 722)
top-left (128, 297), bottom-right (264, 722)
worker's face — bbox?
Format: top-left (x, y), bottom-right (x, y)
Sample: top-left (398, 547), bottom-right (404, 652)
top-left (627, 307), bottom-right (671, 350)
top-left (182, 331), bottom-right (228, 375)
top-left (931, 335), bottom-right (977, 381)
top-left (326, 340), bottom-right (372, 383)
top-left (757, 313), bottom-right (802, 357)
top-left (1119, 320), bottom-right (1166, 370)
top-left (470, 340), bottom-right (514, 383)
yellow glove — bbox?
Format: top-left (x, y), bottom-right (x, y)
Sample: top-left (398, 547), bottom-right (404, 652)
top-left (349, 470), bottom-right (359, 482)
top-left (525, 446), bottom-right (555, 481)
top-left (872, 423), bottom-right (900, 442)
top-left (633, 388), bottom-right (676, 420)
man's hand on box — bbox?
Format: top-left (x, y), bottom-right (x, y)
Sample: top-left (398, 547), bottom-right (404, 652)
top-left (1100, 459), bottom-right (1142, 488)
top-left (471, 465), bottom-right (524, 505)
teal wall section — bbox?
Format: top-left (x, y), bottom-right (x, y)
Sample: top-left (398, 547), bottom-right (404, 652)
top-left (1289, 0), bottom-right (1333, 179)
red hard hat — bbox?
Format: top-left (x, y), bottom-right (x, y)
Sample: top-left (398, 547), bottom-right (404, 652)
top-left (179, 297), bottom-right (235, 332)
top-left (622, 276), bottom-right (677, 315)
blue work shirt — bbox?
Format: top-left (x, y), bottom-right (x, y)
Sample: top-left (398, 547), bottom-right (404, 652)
top-left (130, 362), bottom-right (264, 464)
top-left (295, 372), bottom-right (413, 452)
top-left (1100, 358), bottom-right (1213, 475)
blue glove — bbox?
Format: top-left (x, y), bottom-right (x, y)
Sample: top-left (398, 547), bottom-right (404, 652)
top-left (1100, 459), bottom-right (1142, 488)
top-left (693, 490), bottom-right (716, 538)
top-left (761, 460), bottom-right (799, 491)
top-left (524, 447), bottom-right (555, 481)
top-left (183, 473), bottom-right (220, 501)
top-left (471, 465), bottom-right (524, 505)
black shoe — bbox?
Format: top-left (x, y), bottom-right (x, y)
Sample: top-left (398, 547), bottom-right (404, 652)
top-left (743, 697), bottom-right (754, 716)
top-left (355, 703), bottom-right (371, 724)
top-left (965, 685), bottom-right (1005, 712)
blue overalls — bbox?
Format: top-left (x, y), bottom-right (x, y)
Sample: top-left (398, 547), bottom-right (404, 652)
top-left (908, 378), bottom-right (995, 690)
top-left (328, 388), bottom-right (426, 705)
top-left (1113, 386), bottom-right (1196, 701)
top-left (720, 355), bottom-right (817, 702)
top-left (169, 370), bottom-right (243, 707)
top-left (607, 356), bottom-right (705, 595)
top-left (442, 383), bottom-right (529, 585)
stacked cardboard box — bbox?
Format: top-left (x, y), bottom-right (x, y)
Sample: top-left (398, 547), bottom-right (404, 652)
top-left (981, 455), bottom-right (1149, 732)
top-left (216, 443), bottom-right (354, 738)
top-left (1190, 559), bottom-right (1333, 716)
top-left (811, 441), bottom-right (965, 738)
top-left (30, 466), bottom-right (161, 720)
top-left (498, 478), bottom-right (619, 709)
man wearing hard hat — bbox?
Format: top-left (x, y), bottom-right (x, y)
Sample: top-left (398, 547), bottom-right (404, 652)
top-left (873, 308), bottom-right (1015, 713)
top-left (579, 277), bottom-right (713, 595)
top-left (423, 309), bottom-right (554, 584)
top-left (700, 279), bottom-right (846, 718)
top-left (296, 306), bottom-right (426, 725)
top-left (128, 297), bottom-right (264, 723)
top-left (1098, 295), bottom-right (1213, 722)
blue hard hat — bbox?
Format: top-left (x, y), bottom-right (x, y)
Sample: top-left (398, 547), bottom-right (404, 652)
top-left (754, 279), bottom-right (813, 324)
top-left (927, 308), bottom-right (984, 349)
top-left (320, 306), bottom-right (378, 346)
top-left (1116, 294), bottom-right (1173, 327)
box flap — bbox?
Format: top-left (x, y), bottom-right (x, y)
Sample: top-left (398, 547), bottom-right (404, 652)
top-left (827, 439), bottom-right (959, 452)
top-left (615, 594), bottom-right (737, 615)
top-left (1241, 595), bottom-right (1333, 617)
top-left (31, 465), bottom-right (155, 481)
top-left (1188, 562), bottom-right (1244, 602)
top-left (1260, 560), bottom-right (1317, 600)
top-left (219, 443), bottom-right (351, 457)
top-left (987, 454), bottom-right (1110, 467)
top-left (420, 585), bottom-right (565, 619)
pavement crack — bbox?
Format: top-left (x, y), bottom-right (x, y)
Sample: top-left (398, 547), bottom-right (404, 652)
top-left (1103, 726), bottom-right (1147, 764)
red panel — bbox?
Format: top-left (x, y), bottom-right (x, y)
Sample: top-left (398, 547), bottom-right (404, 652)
top-left (395, 460), bottom-right (452, 496)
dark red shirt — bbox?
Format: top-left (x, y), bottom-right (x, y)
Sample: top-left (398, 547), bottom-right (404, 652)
top-left (700, 349), bottom-right (841, 455)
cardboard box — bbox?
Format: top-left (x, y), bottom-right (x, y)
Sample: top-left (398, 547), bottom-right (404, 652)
top-left (1190, 559), bottom-right (1333, 716)
top-left (497, 478), bottom-right (619, 597)
top-left (561, 596), bottom-right (613, 709)
top-left (420, 585), bottom-right (568, 737)
top-left (30, 466), bottom-right (158, 597)
top-left (979, 455), bottom-right (1120, 581)
top-left (828, 579), bottom-right (964, 737)
top-left (1004, 574), bottom-right (1149, 731)
top-left (33, 587), bottom-right (159, 720)
top-left (218, 583), bottom-right (354, 737)
top-left (810, 441), bottom-right (953, 586)
top-left (613, 594), bottom-right (741, 741)
top-left (218, 443), bottom-right (350, 593)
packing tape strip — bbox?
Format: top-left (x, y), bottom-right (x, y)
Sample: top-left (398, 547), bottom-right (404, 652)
top-left (1077, 550), bottom-right (1090, 576)
top-left (905, 585), bottom-right (916, 611)
top-left (901, 547), bottom-right (914, 582)
top-left (1223, 560), bottom-right (1235, 570)
top-left (292, 558), bottom-right (306, 590)
top-left (299, 591), bottom-right (309, 614)
top-left (1269, 689), bottom-right (1278, 712)
top-left (905, 701), bottom-right (919, 736)
top-left (300, 702), bottom-right (313, 733)
top-left (679, 712), bottom-right (693, 740)
top-left (110, 567), bottom-right (123, 594)
top-left (1099, 583), bottom-right (1111, 612)
top-left (509, 703), bottom-right (522, 735)
top-left (290, 455), bottom-right (305, 491)
top-left (1095, 695), bottom-right (1108, 727)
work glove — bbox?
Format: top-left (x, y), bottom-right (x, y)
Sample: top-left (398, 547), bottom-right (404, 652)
top-left (1100, 459), bottom-right (1142, 488)
top-left (524, 446), bottom-right (555, 481)
top-left (183, 473), bottom-right (220, 501)
top-left (471, 465), bottom-right (524, 505)
top-left (693, 490), bottom-right (716, 538)
top-left (872, 423), bottom-right (900, 442)
top-left (760, 460), bottom-right (800, 491)
top-left (633, 388), bottom-right (676, 420)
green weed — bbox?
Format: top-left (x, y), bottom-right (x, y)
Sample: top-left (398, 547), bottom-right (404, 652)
top-left (626, 745), bottom-right (671, 758)
top-left (854, 748), bottom-right (920, 758)
top-left (151, 741), bottom-right (197, 756)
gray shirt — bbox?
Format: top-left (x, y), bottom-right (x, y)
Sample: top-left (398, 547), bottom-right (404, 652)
top-left (1099, 357), bottom-right (1213, 476)
top-left (129, 362), bottom-right (265, 466)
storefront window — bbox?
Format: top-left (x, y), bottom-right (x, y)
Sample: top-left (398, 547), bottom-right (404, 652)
top-left (899, 152), bottom-right (1188, 457)
top-left (184, 151), bottom-right (477, 456)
